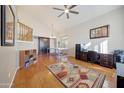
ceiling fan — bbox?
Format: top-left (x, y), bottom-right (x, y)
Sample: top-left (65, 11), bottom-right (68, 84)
top-left (53, 5), bottom-right (79, 19)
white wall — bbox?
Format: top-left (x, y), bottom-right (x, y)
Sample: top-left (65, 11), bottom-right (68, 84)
top-left (0, 6), bottom-right (57, 88)
top-left (50, 38), bottom-right (56, 53)
top-left (67, 7), bottom-right (124, 57)
top-left (16, 8), bottom-right (51, 51)
top-left (16, 7), bottom-right (58, 67)
top-left (0, 6), bottom-right (17, 87)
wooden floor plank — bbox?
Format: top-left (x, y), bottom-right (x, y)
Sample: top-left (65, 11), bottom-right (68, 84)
top-left (12, 55), bottom-right (116, 88)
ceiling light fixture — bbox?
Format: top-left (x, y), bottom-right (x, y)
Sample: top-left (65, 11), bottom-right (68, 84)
top-left (53, 5), bottom-right (79, 19)
top-left (65, 9), bottom-right (69, 13)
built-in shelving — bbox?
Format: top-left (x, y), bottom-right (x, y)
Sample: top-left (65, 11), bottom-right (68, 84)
top-left (19, 49), bottom-right (37, 68)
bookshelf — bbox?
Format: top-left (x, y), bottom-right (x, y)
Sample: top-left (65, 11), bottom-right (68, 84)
top-left (19, 49), bottom-right (37, 68)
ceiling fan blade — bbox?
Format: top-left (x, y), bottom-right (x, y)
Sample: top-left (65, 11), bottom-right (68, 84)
top-left (66, 13), bottom-right (69, 19)
top-left (69, 10), bottom-right (79, 14)
top-left (69, 5), bottom-right (77, 9)
top-left (58, 12), bottom-right (65, 17)
top-left (64, 5), bottom-right (67, 8)
top-left (53, 7), bottom-right (64, 11)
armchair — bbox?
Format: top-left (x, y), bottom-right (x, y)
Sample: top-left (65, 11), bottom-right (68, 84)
top-left (87, 51), bottom-right (100, 64)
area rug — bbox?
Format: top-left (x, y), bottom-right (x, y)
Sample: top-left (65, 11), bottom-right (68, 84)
top-left (47, 62), bottom-right (106, 88)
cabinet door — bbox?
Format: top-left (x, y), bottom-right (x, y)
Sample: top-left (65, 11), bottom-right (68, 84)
top-left (100, 54), bottom-right (113, 68)
top-left (75, 44), bottom-right (81, 59)
top-left (80, 52), bottom-right (88, 61)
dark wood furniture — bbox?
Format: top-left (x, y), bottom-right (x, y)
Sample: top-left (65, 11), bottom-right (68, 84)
top-left (75, 44), bottom-right (81, 59)
top-left (99, 53), bottom-right (113, 68)
top-left (80, 52), bottom-right (114, 68)
top-left (87, 51), bottom-right (100, 64)
top-left (117, 75), bottom-right (124, 88)
top-left (75, 44), bottom-right (114, 68)
top-left (80, 52), bottom-right (88, 61)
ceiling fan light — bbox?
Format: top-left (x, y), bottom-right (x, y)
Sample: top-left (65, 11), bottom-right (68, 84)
top-left (65, 9), bottom-right (69, 13)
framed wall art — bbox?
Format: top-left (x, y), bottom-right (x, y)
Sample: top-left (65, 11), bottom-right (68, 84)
top-left (90, 25), bottom-right (109, 39)
top-left (1, 5), bottom-right (15, 46)
top-left (0, 6), bottom-right (1, 44)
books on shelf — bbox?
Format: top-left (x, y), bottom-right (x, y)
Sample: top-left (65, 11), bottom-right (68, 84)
top-left (19, 49), bottom-right (37, 68)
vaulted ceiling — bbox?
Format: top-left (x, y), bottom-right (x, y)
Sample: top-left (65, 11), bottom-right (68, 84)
top-left (17, 5), bottom-right (122, 33)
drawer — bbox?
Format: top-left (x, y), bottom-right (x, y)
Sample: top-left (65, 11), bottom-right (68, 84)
top-left (102, 55), bottom-right (108, 58)
top-left (100, 61), bottom-right (113, 68)
top-left (103, 58), bottom-right (108, 60)
top-left (101, 61), bottom-right (109, 65)
top-left (82, 54), bottom-right (86, 57)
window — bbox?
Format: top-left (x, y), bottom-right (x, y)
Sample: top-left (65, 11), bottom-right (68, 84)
top-left (58, 36), bottom-right (68, 48)
top-left (93, 40), bottom-right (108, 53)
top-left (100, 40), bottom-right (108, 53)
top-left (94, 45), bottom-right (99, 52)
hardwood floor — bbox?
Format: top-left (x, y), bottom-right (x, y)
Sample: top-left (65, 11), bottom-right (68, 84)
top-left (12, 55), bottom-right (116, 88)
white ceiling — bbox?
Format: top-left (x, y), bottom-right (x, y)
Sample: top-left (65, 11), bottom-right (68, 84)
top-left (17, 5), bottom-right (122, 33)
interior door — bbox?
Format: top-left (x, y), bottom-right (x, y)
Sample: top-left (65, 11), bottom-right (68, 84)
top-left (38, 37), bottom-right (50, 55)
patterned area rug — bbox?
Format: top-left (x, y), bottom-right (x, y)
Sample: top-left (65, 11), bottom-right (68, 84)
top-left (48, 62), bottom-right (106, 88)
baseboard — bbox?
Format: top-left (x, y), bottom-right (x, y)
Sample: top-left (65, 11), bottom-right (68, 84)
top-left (9, 66), bottom-right (19, 88)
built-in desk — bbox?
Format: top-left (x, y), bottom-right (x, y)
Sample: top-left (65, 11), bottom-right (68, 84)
top-left (78, 51), bottom-right (114, 68)
top-left (80, 52), bottom-right (88, 62)
top-left (99, 53), bottom-right (113, 68)
top-left (75, 44), bottom-right (114, 68)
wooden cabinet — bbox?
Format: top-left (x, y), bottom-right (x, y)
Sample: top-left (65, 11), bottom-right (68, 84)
top-left (75, 44), bottom-right (114, 68)
top-left (117, 75), bottom-right (124, 88)
top-left (19, 49), bottom-right (37, 68)
top-left (80, 52), bottom-right (88, 61)
top-left (79, 52), bottom-right (114, 68)
top-left (75, 44), bottom-right (81, 59)
top-left (99, 54), bottom-right (113, 68)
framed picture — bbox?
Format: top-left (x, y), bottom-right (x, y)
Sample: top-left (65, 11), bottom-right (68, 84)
top-left (0, 6), bottom-right (1, 44)
top-left (90, 25), bottom-right (109, 39)
top-left (1, 5), bottom-right (15, 46)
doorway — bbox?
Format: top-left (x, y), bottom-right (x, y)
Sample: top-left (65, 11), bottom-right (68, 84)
top-left (38, 37), bottom-right (50, 55)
